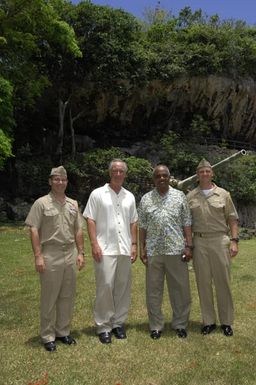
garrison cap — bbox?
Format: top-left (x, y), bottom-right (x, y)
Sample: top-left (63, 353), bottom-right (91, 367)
top-left (196, 159), bottom-right (212, 170)
top-left (49, 166), bottom-right (67, 178)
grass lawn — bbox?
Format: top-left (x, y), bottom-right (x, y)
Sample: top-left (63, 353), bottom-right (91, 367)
top-left (0, 225), bottom-right (256, 385)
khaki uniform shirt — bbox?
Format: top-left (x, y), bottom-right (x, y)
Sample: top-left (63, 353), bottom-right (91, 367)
top-left (187, 184), bottom-right (238, 233)
top-left (25, 192), bottom-right (83, 246)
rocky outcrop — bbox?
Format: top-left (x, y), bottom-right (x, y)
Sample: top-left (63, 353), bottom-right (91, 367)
top-left (0, 198), bottom-right (32, 222)
top-left (81, 76), bottom-right (256, 145)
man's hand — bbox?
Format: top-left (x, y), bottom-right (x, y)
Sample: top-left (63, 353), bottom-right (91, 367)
top-left (35, 255), bottom-right (45, 273)
top-left (91, 242), bottom-right (103, 263)
top-left (182, 246), bottom-right (193, 262)
top-left (77, 253), bottom-right (85, 270)
top-left (131, 244), bottom-right (137, 264)
top-left (140, 247), bottom-right (148, 265)
top-left (229, 241), bottom-right (238, 258)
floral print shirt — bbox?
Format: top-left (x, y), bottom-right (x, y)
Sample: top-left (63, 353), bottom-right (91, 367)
top-left (138, 187), bottom-right (192, 257)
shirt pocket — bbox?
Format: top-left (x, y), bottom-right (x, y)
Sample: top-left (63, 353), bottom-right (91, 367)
top-left (43, 207), bottom-right (59, 226)
top-left (189, 200), bottom-right (201, 211)
top-left (209, 198), bottom-right (225, 210)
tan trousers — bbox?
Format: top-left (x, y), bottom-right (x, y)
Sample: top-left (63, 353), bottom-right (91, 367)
top-left (193, 234), bottom-right (234, 326)
top-left (93, 255), bottom-right (131, 334)
top-left (40, 243), bottom-right (77, 343)
top-left (146, 254), bottom-right (191, 331)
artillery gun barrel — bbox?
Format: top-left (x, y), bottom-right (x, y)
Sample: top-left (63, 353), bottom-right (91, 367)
top-left (175, 149), bottom-right (247, 191)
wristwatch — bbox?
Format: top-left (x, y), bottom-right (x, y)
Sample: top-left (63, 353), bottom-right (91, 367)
top-left (230, 237), bottom-right (239, 243)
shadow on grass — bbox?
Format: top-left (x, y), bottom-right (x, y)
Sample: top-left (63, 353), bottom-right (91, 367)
top-left (25, 329), bottom-right (87, 348)
top-left (25, 320), bottom-right (203, 347)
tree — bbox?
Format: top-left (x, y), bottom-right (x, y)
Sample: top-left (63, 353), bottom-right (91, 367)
top-left (0, 76), bottom-right (14, 168)
top-left (0, 0), bottom-right (82, 161)
top-left (47, 1), bottom-right (149, 158)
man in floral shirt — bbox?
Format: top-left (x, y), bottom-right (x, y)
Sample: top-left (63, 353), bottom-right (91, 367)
top-left (138, 164), bottom-right (193, 339)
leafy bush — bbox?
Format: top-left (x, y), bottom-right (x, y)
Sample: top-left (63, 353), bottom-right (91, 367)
top-left (215, 154), bottom-right (256, 204)
top-left (66, 148), bottom-right (153, 204)
top-left (159, 131), bottom-right (201, 178)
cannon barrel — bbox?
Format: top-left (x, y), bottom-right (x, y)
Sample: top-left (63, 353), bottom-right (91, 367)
top-left (170, 149), bottom-right (247, 191)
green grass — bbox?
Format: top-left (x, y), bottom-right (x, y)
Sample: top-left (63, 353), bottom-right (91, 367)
top-left (0, 226), bottom-right (256, 385)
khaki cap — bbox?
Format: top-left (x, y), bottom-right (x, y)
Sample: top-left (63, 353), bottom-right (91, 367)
top-left (49, 166), bottom-right (67, 177)
top-left (196, 159), bottom-right (212, 170)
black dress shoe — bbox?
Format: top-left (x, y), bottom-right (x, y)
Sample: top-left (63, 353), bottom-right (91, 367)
top-left (98, 332), bottom-right (112, 344)
top-left (150, 330), bottom-right (162, 339)
top-left (112, 327), bottom-right (127, 339)
top-left (201, 324), bottom-right (217, 335)
top-left (44, 341), bottom-right (56, 352)
top-left (221, 324), bottom-right (233, 336)
top-left (176, 329), bottom-right (187, 338)
top-left (56, 335), bottom-right (76, 345)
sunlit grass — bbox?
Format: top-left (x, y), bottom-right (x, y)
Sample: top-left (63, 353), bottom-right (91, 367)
top-left (0, 226), bottom-right (256, 385)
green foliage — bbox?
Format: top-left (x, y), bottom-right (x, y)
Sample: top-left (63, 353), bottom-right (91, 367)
top-left (0, 129), bottom-right (13, 169)
top-left (125, 156), bottom-right (152, 176)
top-left (0, 76), bottom-right (14, 167)
top-left (215, 154), bottom-right (256, 204)
top-left (82, 147), bottom-right (125, 178)
top-left (0, 76), bottom-right (14, 134)
top-left (15, 153), bottom-right (53, 198)
top-left (142, 4), bottom-right (173, 27)
top-left (69, 2), bottom-right (147, 87)
top-left (66, 148), bottom-right (153, 202)
top-left (2, 0), bottom-right (256, 209)
top-left (0, 0), bottom-right (81, 108)
top-left (189, 115), bottom-right (211, 137)
top-left (144, 6), bottom-right (256, 80)
top-left (159, 131), bottom-right (201, 177)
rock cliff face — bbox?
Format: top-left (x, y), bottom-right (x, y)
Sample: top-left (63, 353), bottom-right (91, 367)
top-left (82, 76), bottom-right (256, 146)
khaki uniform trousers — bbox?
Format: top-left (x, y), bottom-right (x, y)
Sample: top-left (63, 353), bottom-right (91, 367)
top-left (146, 254), bottom-right (191, 331)
top-left (40, 243), bottom-right (77, 343)
top-left (94, 255), bottom-right (131, 334)
top-left (193, 234), bottom-right (234, 326)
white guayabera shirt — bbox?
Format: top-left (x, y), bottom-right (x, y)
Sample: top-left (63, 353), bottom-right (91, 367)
top-left (83, 183), bottom-right (138, 256)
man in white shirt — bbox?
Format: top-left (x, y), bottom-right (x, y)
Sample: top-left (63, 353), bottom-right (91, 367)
top-left (83, 159), bottom-right (138, 344)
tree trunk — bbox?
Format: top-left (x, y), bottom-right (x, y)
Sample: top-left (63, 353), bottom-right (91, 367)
top-left (69, 107), bottom-right (86, 160)
top-left (56, 98), bottom-right (69, 164)
top-left (69, 108), bottom-right (76, 160)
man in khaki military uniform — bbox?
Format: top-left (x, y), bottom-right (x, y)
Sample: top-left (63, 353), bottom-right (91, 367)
top-left (187, 159), bottom-right (239, 337)
top-left (25, 166), bottom-right (85, 351)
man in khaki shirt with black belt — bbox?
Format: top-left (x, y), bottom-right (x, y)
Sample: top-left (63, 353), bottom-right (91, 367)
top-left (187, 159), bottom-right (239, 337)
top-left (25, 166), bottom-right (85, 351)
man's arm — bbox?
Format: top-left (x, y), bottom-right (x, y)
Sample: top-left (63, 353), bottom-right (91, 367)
top-left (183, 225), bottom-right (193, 261)
top-left (75, 228), bottom-right (85, 270)
top-left (29, 227), bottom-right (45, 273)
top-left (130, 222), bottom-right (137, 263)
top-left (139, 227), bottom-right (148, 265)
top-left (86, 218), bottom-right (103, 262)
top-left (228, 218), bottom-right (239, 258)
